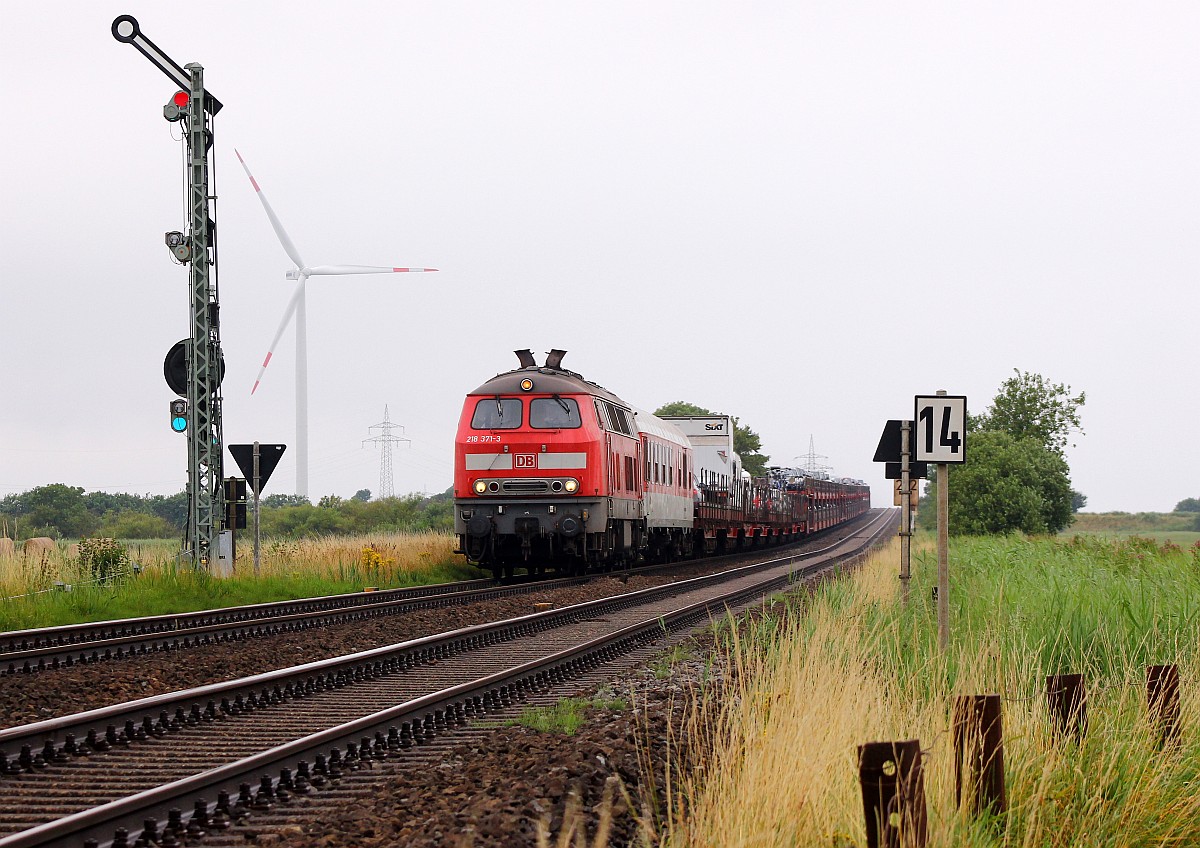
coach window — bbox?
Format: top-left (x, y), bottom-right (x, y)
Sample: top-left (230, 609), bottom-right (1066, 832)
top-left (530, 397), bottom-right (581, 428)
top-left (471, 397), bottom-right (522, 429)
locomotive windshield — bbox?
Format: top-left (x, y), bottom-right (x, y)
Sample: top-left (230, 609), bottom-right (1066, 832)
top-left (471, 397), bottom-right (523, 429)
top-left (530, 397), bottom-right (582, 429)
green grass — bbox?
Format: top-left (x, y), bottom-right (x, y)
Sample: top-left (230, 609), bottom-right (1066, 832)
top-left (0, 554), bottom-right (481, 633)
top-left (1069, 529), bottom-right (1200, 545)
top-left (669, 533), bottom-right (1200, 846)
top-left (855, 533), bottom-right (1200, 683)
top-left (507, 695), bottom-right (629, 735)
top-left (652, 644), bottom-right (693, 679)
top-left (1069, 511), bottom-right (1200, 533)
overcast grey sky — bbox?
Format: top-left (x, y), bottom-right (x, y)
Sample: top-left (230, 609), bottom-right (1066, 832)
top-left (1, 2), bottom-right (1196, 512)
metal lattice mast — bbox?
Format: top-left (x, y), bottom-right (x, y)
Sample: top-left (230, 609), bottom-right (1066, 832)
top-left (363, 406), bottom-right (409, 498)
top-left (184, 63), bottom-right (224, 570)
top-left (111, 17), bottom-right (225, 572)
top-left (798, 435), bottom-right (830, 477)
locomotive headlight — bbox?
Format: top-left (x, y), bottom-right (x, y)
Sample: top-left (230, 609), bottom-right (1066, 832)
top-left (520, 378), bottom-right (534, 391)
top-left (564, 478), bottom-right (579, 493)
top-left (473, 479), bottom-right (488, 494)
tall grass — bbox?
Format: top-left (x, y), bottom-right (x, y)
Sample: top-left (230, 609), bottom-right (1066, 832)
top-left (666, 534), bottom-right (1200, 846)
top-left (0, 532), bottom-right (476, 631)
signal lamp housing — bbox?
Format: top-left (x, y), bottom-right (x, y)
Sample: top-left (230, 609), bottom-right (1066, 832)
top-left (170, 398), bottom-right (188, 433)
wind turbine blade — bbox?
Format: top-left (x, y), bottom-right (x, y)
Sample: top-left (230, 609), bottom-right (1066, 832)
top-left (235, 149), bottom-right (307, 271)
top-left (251, 276), bottom-right (308, 395)
top-left (305, 265), bottom-right (439, 275)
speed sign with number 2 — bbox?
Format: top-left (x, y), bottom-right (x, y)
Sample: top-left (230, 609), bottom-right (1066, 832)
top-left (914, 395), bottom-right (967, 463)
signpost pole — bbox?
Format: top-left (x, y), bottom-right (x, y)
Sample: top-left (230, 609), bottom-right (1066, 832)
top-left (900, 420), bottom-right (912, 605)
top-left (253, 441), bottom-right (262, 577)
top-left (935, 390), bottom-right (950, 652)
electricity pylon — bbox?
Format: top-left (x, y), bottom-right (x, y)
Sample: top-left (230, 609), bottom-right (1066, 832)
top-left (363, 406), bottom-right (410, 499)
top-left (797, 435), bottom-right (831, 478)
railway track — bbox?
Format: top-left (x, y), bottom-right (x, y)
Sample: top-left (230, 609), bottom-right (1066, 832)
top-left (0, 521), bottom-right (866, 678)
top-left (0, 509), bottom-right (896, 847)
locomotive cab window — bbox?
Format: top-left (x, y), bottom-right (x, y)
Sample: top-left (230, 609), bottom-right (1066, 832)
top-left (471, 397), bottom-right (523, 429)
top-left (530, 397), bottom-right (582, 429)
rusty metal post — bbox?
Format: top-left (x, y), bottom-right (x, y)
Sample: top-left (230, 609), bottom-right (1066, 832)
top-left (1147, 664), bottom-right (1180, 746)
top-left (953, 694), bottom-right (1006, 817)
top-left (1046, 674), bottom-right (1087, 741)
top-left (858, 740), bottom-right (928, 848)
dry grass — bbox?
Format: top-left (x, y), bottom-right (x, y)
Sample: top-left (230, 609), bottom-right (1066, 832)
top-left (0, 532), bottom-right (457, 597)
top-left (0, 532), bottom-right (467, 631)
top-left (664, 537), bottom-right (1200, 847)
top-left (250, 531), bottom-right (458, 583)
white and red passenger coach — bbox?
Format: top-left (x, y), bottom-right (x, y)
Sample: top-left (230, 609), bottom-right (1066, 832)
top-left (453, 350), bottom-right (870, 578)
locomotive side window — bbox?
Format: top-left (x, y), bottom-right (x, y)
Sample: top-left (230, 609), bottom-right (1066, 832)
top-left (595, 400), bottom-right (612, 430)
top-left (611, 406), bottom-right (634, 436)
top-left (530, 397), bottom-right (581, 429)
top-left (471, 397), bottom-right (523, 429)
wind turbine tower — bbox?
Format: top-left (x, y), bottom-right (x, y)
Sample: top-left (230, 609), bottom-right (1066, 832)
top-left (363, 406), bottom-right (410, 499)
top-left (236, 151), bottom-right (436, 497)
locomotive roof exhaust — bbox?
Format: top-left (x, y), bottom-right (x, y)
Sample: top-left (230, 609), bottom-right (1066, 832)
top-left (513, 349), bottom-right (568, 370)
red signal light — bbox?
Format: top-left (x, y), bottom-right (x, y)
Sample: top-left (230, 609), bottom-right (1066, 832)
top-left (173, 91), bottom-right (189, 108)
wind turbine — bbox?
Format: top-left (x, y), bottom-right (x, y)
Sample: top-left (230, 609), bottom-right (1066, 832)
top-left (235, 150), bottom-right (436, 499)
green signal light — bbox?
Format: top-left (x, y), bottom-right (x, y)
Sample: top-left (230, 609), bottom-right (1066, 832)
top-left (169, 399), bottom-right (188, 433)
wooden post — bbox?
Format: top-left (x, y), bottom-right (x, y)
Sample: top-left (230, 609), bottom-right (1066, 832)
top-left (1147, 664), bottom-right (1180, 746)
top-left (858, 740), bottom-right (928, 848)
top-left (953, 694), bottom-right (1006, 816)
top-left (1046, 674), bottom-right (1087, 741)
top-left (899, 421), bottom-right (912, 606)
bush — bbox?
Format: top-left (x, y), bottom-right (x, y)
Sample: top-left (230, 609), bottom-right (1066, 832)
top-left (98, 511), bottom-right (176, 540)
top-left (76, 537), bottom-right (131, 583)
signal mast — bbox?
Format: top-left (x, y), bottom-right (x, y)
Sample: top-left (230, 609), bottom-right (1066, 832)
top-left (113, 15), bottom-right (225, 571)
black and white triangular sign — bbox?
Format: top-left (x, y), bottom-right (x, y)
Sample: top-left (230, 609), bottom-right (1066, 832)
top-left (228, 444), bottom-right (287, 493)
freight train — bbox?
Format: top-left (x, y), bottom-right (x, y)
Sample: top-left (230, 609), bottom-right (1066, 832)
top-left (453, 350), bottom-right (870, 578)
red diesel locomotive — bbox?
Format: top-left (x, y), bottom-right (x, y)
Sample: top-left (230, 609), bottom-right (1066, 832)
top-left (453, 350), bottom-right (870, 578)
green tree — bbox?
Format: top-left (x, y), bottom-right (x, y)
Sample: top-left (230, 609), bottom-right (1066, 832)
top-left (146, 492), bottom-right (188, 531)
top-left (263, 494), bottom-right (312, 508)
top-left (921, 431), bottom-right (1074, 535)
top-left (97, 511), bottom-right (177, 539)
top-left (10, 484), bottom-right (99, 538)
top-left (1174, 498), bottom-right (1200, 513)
top-left (1071, 490), bottom-right (1088, 512)
top-left (653, 401), bottom-right (770, 477)
top-left (655, 401), bottom-right (710, 417)
top-left (352, 489), bottom-right (372, 502)
top-left (975, 370), bottom-right (1085, 455)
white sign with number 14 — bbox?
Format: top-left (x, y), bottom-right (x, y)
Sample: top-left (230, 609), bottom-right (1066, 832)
top-left (914, 395), bottom-right (967, 463)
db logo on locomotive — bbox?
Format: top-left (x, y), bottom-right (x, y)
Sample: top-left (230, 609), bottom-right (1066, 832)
top-left (514, 454), bottom-right (536, 468)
